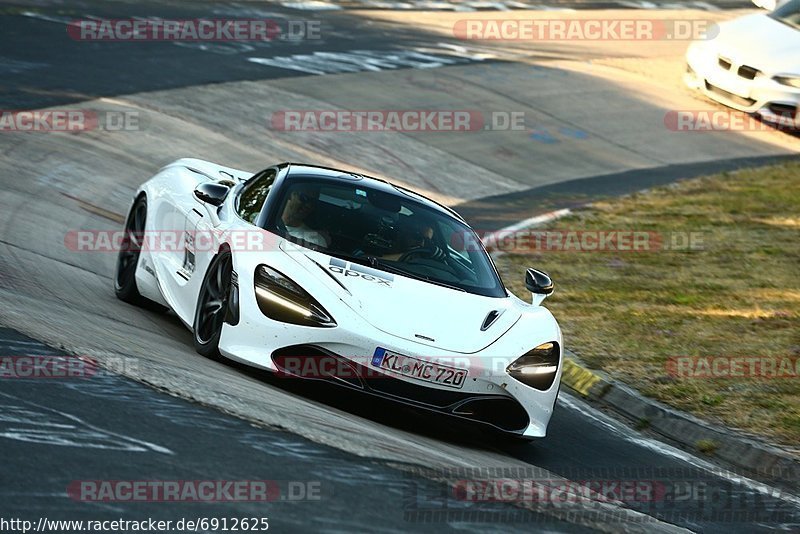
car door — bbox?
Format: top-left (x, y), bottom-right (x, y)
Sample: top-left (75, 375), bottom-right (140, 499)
top-left (182, 167), bottom-right (277, 319)
top-left (148, 171), bottom-right (226, 323)
top-left (182, 168), bottom-right (279, 323)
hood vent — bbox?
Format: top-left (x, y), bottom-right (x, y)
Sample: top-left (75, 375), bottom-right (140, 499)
top-left (481, 310), bottom-right (503, 331)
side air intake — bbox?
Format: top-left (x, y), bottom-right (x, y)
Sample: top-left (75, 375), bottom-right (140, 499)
top-left (481, 310), bottom-right (502, 331)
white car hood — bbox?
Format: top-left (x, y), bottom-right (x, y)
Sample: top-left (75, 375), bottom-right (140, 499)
top-left (164, 157), bottom-right (252, 182)
top-left (294, 246), bottom-right (524, 354)
top-left (710, 14), bottom-right (800, 74)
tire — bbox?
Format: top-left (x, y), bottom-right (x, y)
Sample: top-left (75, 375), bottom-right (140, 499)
top-left (193, 249), bottom-right (233, 360)
top-left (113, 196), bottom-right (150, 304)
top-left (114, 196), bottom-right (167, 312)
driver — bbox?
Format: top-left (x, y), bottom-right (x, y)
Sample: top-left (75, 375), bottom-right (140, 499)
top-left (382, 218), bottom-right (445, 261)
top-left (280, 184), bottom-right (330, 248)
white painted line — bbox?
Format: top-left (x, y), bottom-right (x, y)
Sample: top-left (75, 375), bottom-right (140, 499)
top-left (559, 393), bottom-right (800, 508)
top-left (0, 391), bottom-right (174, 455)
top-left (21, 11), bottom-right (71, 24)
top-left (690, 1), bottom-right (721, 9)
top-left (97, 96), bottom-right (147, 108)
top-left (515, 3), bottom-right (578, 9)
top-left (483, 207), bottom-right (572, 252)
top-left (465, 1), bottom-right (512, 9)
top-left (363, 1), bottom-right (416, 7)
top-left (248, 48), bottom-right (473, 75)
top-left (0, 338), bottom-right (49, 346)
top-left (280, 1), bottom-right (343, 9)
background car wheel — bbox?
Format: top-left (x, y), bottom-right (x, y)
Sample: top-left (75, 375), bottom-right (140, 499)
top-left (193, 248), bottom-right (233, 360)
top-left (114, 195), bottom-right (166, 311)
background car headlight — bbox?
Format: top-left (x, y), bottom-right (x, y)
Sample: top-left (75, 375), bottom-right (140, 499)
top-left (773, 76), bottom-right (800, 89)
top-left (507, 341), bottom-right (560, 391)
top-left (254, 265), bottom-right (336, 327)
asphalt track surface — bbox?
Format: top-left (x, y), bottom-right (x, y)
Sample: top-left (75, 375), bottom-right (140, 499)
top-left (1, 0), bottom-right (473, 110)
top-left (1, 0), bottom-right (799, 532)
top-left (0, 327), bottom-right (582, 532)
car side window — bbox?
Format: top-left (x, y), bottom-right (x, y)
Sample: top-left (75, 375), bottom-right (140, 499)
top-left (237, 169), bottom-right (276, 223)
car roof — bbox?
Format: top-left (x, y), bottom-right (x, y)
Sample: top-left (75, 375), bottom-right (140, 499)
top-left (282, 163), bottom-right (465, 223)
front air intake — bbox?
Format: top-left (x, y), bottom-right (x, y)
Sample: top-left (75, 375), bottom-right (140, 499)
top-left (452, 398), bottom-right (529, 432)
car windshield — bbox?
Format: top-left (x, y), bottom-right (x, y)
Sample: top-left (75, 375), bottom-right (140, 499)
top-left (771, 0), bottom-right (800, 30)
top-left (266, 177), bottom-right (506, 297)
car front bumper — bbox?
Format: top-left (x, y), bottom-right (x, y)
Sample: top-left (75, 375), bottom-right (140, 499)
top-left (218, 281), bottom-right (561, 438)
top-left (684, 47), bottom-right (800, 129)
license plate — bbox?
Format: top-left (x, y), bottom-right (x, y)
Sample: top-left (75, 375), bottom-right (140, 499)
top-left (371, 347), bottom-right (467, 389)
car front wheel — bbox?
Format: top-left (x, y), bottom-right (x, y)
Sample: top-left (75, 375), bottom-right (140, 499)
top-left (193, 249), bottom-right (233, 360)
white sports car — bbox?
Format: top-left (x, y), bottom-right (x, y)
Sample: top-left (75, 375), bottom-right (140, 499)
top-left (684, 0), bottom-right (800, 128)
top-left (115, 159), bottom-right (562, 438)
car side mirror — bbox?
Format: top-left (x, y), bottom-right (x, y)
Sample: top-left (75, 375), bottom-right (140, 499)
top-left (194, 182), bottom-right (230, 207)
top-left (525, 268), bottom-right (554, 304)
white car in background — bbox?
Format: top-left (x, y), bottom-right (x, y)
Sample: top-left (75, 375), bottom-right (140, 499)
top-left (684, 0), bottom-right (800, 129)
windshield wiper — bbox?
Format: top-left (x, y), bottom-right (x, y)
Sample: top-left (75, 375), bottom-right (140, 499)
top-left (328, 252), bottom-right (466, 291)
top-left (369, 259), bottom-right (466, 292)
top-left (328, 252), bottom-right (378, 268)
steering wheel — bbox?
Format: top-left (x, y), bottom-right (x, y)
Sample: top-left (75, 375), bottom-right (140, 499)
top-left (398, 245), bottom-right (445, 263)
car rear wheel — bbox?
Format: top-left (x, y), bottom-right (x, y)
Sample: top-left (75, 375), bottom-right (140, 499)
top-left (193, 249), bottom-right (233, 360)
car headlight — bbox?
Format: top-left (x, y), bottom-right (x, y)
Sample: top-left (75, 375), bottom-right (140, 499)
top-left (254, 265), bottom-right (336, 327)
top-left (773, 76), bottom-right (800, 89)
top-left (506, 341), bottom-right (560, 391)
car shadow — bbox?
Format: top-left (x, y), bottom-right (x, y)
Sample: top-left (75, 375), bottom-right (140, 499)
top-left (223, 356), bottom-right (538, 452)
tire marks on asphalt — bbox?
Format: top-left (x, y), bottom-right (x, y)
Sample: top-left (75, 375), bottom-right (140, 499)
top-left (0, 391), bottom-right (174, 454)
